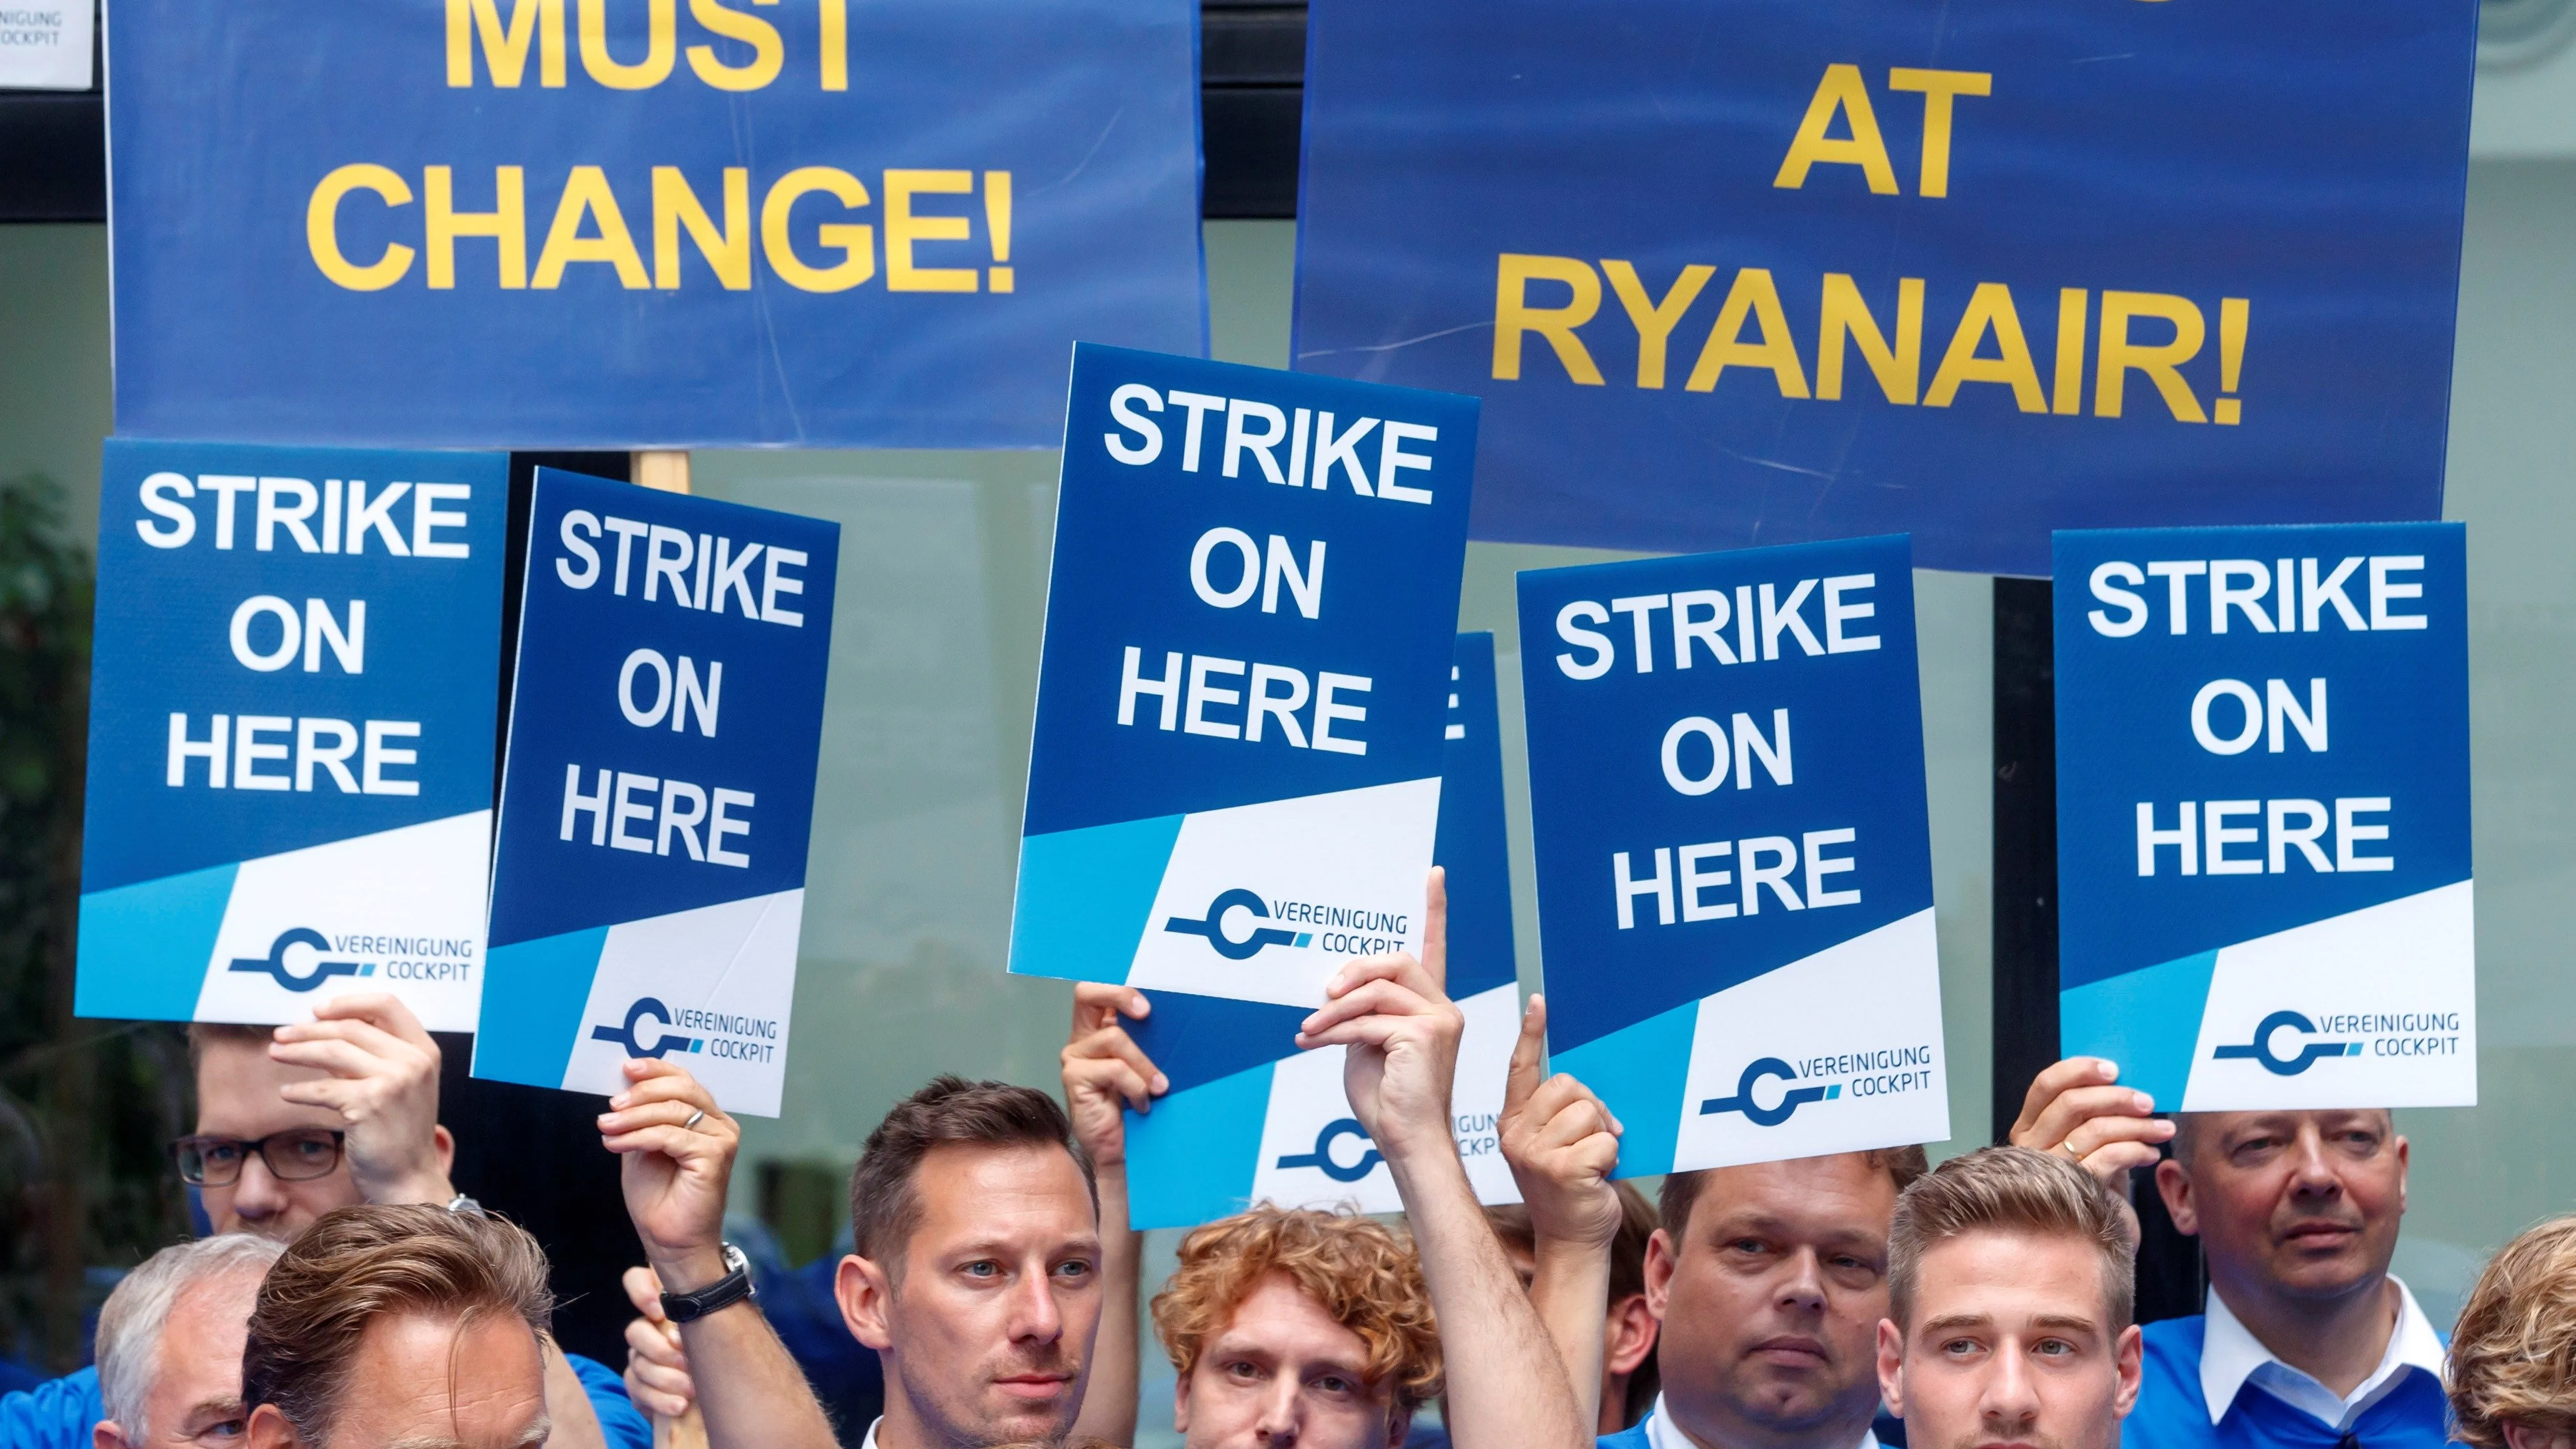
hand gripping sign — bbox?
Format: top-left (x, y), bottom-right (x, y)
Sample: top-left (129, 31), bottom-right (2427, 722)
top-left (1121, 634), bottom-right (1524, 1228)
top-left (78, 440), bottom-right (505, 1030)
top-left (1008, 345), bottom-right (1478, 1008)
top-left (472, 469), bottom-right (837, 1116)
top-left (2054, 523), bottom-right (2474, 1112)
top-left (1518, 535), bottom-right (1947, 1177)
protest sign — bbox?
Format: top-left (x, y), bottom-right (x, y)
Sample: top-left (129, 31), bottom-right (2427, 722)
top-left (0, 2), bottom-right (92, 89)
top-left (1520, 536), bottom-right (1946, 1175)
top-left (1123, 634), bottom-right (1523, 1228)
top-left (108, 0), bottom-right (1203, 449)
top-left (472, 469), bottom-right (837, 1115)
top-left (77, 440), bottom-right (505, 1030)
top-left (1295, 1), bottom-right (2475, 575)
top-left (1008, 344), bottom-right (1478, 1008)
top-left (2056, 524), bottom-right (2473, 1110)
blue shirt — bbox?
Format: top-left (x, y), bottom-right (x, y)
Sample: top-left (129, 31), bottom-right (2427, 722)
top-left (0, 1354), bottom-right (649, 1449)
top-left (2125, 1314), bottom-right (2449, 1449)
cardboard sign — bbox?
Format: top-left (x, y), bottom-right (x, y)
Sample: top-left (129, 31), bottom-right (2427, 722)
top-left (1123, 634), bottom-right (1523, 1228)
top-left (107, 0), bottom-right (1204, 449)
top-left (0, 1), bottom-right (92, 89)
top-left (1008, 345), bottom-right (1478, 1008)
top-left (77, 440), bottom-right (505, 1029)
top-left (1294, 0), bottom-right (2475, 574)
top-left (472, 469), bottom-right (837, 1115)
top-left (2056, 524), bottom-right (2474, 1110)
top-left (1519, 536), bottom-right (1947, 1175)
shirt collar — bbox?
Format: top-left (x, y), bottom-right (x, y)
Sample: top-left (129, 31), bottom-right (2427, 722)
top-left (2199, 1276), bottom-right (2445, 1428)
top-left (861, 1418), bottom-right (881, 1449)
top-left (1641, 1394), bottom-right (1879, 1449)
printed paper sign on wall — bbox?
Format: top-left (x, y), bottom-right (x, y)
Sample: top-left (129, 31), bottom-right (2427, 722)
top-left (1010, 345), bottom-right (1478, 1008)
top-left (109, 0), bottom-right (1204, 449)
top-left (1123, 634), bottom-right (1524, 1229)
top-left (2056, 524), bottom-right (2474, 1110)
top-left (472, 469), bottom-right (837, 1116)
top-left (78, 440), bottom-right (505, 1029)
top-left (1520, 536), bottom-right (1947, 1176)
top-left (1295, 1), bottom-right (2475, 574)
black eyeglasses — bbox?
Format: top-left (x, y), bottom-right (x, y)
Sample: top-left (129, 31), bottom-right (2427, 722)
top-left (169, 1130), bottom-right (347, 1187)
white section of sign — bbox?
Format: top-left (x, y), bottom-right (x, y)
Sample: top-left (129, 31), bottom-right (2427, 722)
top-left (0, 2), bottom-right (92, 90)
top-left (1669, 908), bottom-right (1948, 1173)
top-left (559, 890), bottom-right (804, 1118)
top-left (194, 810), bottom-right (490, 1032)
top-left (2182, 880), bottom-right (2475, 1110)
top-left (1247, 981), bottom-right (1526, 1213)
top-left (1126, 777), bottom-right (1442, 1008)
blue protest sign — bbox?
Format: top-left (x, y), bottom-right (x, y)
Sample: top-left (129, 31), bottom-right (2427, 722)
top-left (108, 1), bottom-right (1204, 449)
top-left (2055, 524), bottom-right (2473, 1111)
top-left (77, 440), bottom-right (506, 1029)
top-left (1519, 536), bottom-right (1946, 1176)
top-left (1123, 634), bottom-right (1523, 1228)
top-left (1294, 1), bottom-right (2475, 575)
top-left (472, 469), bottom-right (837, 1115)
top-left (1008, 345), bottom-right (1478, 1008)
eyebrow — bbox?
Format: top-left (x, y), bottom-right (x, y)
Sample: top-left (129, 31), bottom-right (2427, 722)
top-left (2030, 1315), bottom-right (2102, 1335)
top-left (1919, 1313), bottom-right (1992, 1334)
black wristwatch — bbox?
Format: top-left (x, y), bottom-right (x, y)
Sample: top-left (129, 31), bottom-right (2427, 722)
top-left (660, 1243), bottom-right (757, 1323)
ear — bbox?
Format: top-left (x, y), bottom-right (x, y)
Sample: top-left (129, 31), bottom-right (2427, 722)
top-left (837, 1252), bottom-right (897, 1352)
top-left (1171, 1365), bottom-right (1193, 1435)
top-left (1875, 1316), bottom-right (1906, 1417)
top-left (1387, 1402), bottom-right (1411, 1448)
top-left (2154, 1157), bottom-right (2198, 1237)
top-left (432, 1123), bottom-right (457, 1176)
top-left (1605, 1292), bottom-right (1660, 1375)
top-left (245, 1403), bottom-right (302, 1449)
top-left (93, 1420), bottom-right (132, 1449)
top-left (2502, 1421), bottom-right (2576, 1449)
top-left (2394, 1132), bottom-right (2409, 1214)
top-left (1643, 1228), bottom-right (1678, 1320)
top-left (2113, 1323), bottom-right (2144, 1418)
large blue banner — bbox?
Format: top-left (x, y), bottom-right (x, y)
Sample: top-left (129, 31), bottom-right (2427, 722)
top-left (1295, 1), bottom-right (2476, 575)
top-left (108, 0), bottom-right (1205, 449)
top-left (1519, 537), bottom-right (1947, 1176)
top-left (472, 469), bottom-right (838, 1115)
top-left (78, 440), bottom-right (507, 1030)
top-left (2056, 524), bottom-right (2474, 1112)
top-left (1008, 344), bottom-right (1478, 1008)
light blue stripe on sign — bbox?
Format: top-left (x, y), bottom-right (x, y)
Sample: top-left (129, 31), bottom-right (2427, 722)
top-left (1555, 998), bottom-right (1700, 1180)
top-left (2060, 949), bottom-right (2219, 1113)
top-left (76, 862), bottom-right (239, 1020)
top-left (1125, 1060), bottom-right (1274, 1230)
top-left (472, 927), bottom-right (611, 1090)
top-left (1011, 814), bottom-right (1185, 984)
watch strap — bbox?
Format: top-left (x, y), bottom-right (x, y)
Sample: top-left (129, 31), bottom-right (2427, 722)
top-left (660, 1243), bottom-right (755, 1324)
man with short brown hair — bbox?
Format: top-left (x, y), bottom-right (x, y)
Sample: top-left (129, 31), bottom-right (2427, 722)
top-left (239, 1202), bottom-right (565, 1449)
top-left (1875, 1145), bottom-right (2140, 1449)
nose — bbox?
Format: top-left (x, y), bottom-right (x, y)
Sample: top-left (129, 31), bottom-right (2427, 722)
top-left (1253, 1375), bottom-right (1302, 1447)
top-left (227, 1153), bottom-right (291, 1222)
top-left (1776, 1246), bottom-right (1827, 1315)
top-left (1979, 1340), bottom-right (2042, 1433)
top-left (2287, 1121), bottom-right (2343, 1200)
top-left (1008, 1267), bottom-right (1065, 1345)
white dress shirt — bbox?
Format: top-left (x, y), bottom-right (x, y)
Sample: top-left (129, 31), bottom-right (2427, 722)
top-left (1641, 1394), bottom-right (1879, 1449)
top-left (2197, 1276), bottom-right (2447, 1430)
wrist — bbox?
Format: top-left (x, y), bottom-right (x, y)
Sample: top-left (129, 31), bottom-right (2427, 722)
top-left (358, 1165), bottom-right (457, 1207)
top-left (647, 1243), bottom-right (732, 1295)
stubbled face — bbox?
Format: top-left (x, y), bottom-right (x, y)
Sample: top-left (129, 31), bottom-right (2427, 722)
top-left (110, 1268), bottom-right (267, 1448)
top-left (193, 1039), bottom-right (356, 1239)
top-left (1878, 1230), bottom-right (2139, 1449)
top-left (248, 1311), bottom-right (549, 1449)
top-left (2161, 1111), bottom-right (2406, 1307)
top-left (1648, 1155), bottom-right (1897, 1447)
top-left (862, 1143), bottom-right (1105, 1447)
top-left (1175, 1275), bottom-right (1401, 1449)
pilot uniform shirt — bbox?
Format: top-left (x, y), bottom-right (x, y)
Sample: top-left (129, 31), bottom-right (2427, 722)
top-left (2126, 1278), bottom-right (2447, 1449)
top-left (1599, 1393), bottom-right (1881, 1449)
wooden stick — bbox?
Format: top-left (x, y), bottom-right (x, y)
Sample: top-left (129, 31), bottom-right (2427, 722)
top-left (634, 450), bottom-right (692, 495)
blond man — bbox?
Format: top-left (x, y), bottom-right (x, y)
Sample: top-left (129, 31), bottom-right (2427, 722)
top-left (2450, 1215), bottom-right (2576, 1449)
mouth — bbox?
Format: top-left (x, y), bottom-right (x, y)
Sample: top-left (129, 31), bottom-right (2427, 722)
top-left (1746, 1336), bottom-right (1832, 1366)
top-left (991, 1374), bottom-right (1076, 1402)
top-left (2281, 1222), bottom-right (2362, 1250)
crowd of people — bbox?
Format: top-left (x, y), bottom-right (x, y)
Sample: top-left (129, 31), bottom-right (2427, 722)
top-left (4, 870), bottom-right (2571, 1449)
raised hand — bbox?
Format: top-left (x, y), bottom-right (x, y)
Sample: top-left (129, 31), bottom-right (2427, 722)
top-left (1296, 868), bottom-right (1461, 1162)
top-left (2008, 1056), bottom-right (2176, 1186)
top-left (1498, 994), bottom-right (1624, 1252)
top-left (1061, 982), bottom-right (1167, 1168)
top-left (598, 1058), bottom-right (738, 1294)
top-left (269, 993), bottom-right (454, 1205)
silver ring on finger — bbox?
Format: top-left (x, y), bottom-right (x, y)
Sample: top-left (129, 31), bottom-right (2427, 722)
top-left (682, 1108), bottom-right (707, 1132)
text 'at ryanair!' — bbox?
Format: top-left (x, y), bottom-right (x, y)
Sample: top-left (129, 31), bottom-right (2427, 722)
top-left (1008, 344), bottom-right (1478, 1009)
top-left (472, 469), bottom-right (838, 1117)
top-left (2055, 523), bottom-right (2474, 1112)
top-left (1518, 535), bottom-right (1948, 1177)
top-left (77, 440), bottom-right (506, 1031)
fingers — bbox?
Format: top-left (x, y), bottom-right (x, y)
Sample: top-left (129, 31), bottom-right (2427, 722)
top-left (1321, 952), bottom-right (1438, 1010)
top-left (1064, 1024), bottom-right (1167, 1098)
top-left (1071, 982), bottom-right (1149, 1038)
top-left (1420, 866), bottom-right (1448, 994)
top-left (613, 1059), bottom-right (724, 1117)
top-left (622, 1265), bottom-right (667, 1321)
top-left (1063, 1053), bottom-right (1160, 1115)
top-left (2062, 1113), bottom-right (2176, 1164)
top-left (2011, 1057), bottom-right (2122, 1142)
top-left (2018, 1084), bottom-right (2163, 1157)
top-left (2077, 1140), bottom-right (2167, 1184)
top-left (1525, 1076), bottom-right (1623, 1147)
top-left (308, 992), bottom-right (435, 1050)
top-left (266, 1035), bottom-right (404, 1083)
top-left (1502, 995), bottom-right (1548, 1118)
top-left (1300, 977), bottom-right (1440, 1040)
top-left (625, 1312), bottom-right (690, 1372)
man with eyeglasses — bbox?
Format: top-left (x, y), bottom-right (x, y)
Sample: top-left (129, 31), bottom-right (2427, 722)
top-left (0, 993), bottom-right (649, 1449)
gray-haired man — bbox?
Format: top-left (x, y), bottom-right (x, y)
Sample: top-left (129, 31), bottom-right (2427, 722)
top-left (92, 1234), bottom-right (285, 1449)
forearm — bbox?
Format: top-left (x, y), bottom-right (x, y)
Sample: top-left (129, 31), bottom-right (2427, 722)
top-left (671, 1300), bottom-right (838, 1449)
top-left (1387, 1143), bottom-right (1589, 1449)
top-left (1072, 1162), bottom-right (1142, 1447)
top-left (1528, 1235), bottom-right (1613, 1435)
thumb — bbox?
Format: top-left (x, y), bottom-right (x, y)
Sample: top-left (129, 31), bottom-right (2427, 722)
top-left (1503, 994), bottom-right (1548, 1120)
